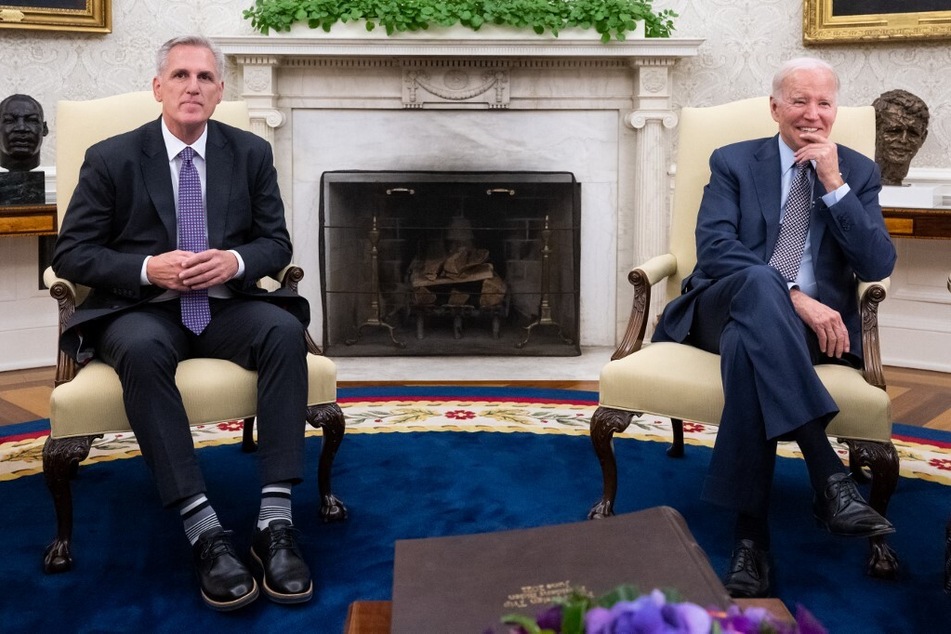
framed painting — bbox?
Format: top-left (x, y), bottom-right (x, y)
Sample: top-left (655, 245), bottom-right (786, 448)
top-left (804, 0), bottom-right (951, 44)
top-left (0, 0), bottom-right (111, 33)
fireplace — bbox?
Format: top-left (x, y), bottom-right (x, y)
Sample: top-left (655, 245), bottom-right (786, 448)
top-left (320, 171), bottom-right (580, 356)
top-left (217, 31), bottom-right (702, 351)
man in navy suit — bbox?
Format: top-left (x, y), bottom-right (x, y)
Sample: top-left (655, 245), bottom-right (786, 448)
top-left (653, 58), bottom-right (897, 598)
top-left (53, 36), bottom-right (312, 610)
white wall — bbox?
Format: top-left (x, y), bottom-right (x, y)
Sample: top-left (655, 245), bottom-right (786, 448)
top-left (0, 0), bottom-right (948, 370)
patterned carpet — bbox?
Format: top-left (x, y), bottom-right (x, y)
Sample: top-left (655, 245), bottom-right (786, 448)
top-left (3, 387), bottom-right (950, 486)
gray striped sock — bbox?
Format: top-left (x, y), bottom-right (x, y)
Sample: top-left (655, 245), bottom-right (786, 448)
top-left (179, 493), bottom-right (222, 545)
top-left (258, 482), bottom-right (293, 530)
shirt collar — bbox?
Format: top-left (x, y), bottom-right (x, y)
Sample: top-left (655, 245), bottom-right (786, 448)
top-left (161, 119), bottom-right (208, 161)
top-left (777, 136), bottom-right (815, 175)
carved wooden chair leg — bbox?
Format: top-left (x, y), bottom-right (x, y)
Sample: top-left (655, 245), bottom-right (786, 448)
top-left (42, 435), bottom-right (97, 573)
top-left (240, 416), bottom-right (257, 453)
top-left (587, 406), bottom-right (634, 520)
top-left (307, 402), bottom-right (347, 522)
top-left (844, 438), bottom-right (900, 579)
top-left (667, 418), bottom-right (685, 458)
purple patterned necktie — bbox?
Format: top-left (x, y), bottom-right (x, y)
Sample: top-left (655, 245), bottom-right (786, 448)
top-left (178, 146), bottom-right (211, 335)
top-left (768, 162), bottom-right (813, 282)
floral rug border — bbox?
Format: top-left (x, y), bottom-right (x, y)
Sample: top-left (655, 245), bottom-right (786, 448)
top-left (3, 398), bottom-right (949, 485)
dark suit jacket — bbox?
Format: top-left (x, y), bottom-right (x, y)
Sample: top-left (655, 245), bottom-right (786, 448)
top-left (654, 134), bottom-right (896, 361)
top-left (52, 117), bottom-right (309, 362)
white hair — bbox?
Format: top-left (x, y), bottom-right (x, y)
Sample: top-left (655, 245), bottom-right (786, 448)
top-left (771, 58), bottom-right (840, 100)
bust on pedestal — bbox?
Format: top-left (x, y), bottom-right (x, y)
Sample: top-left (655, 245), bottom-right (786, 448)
top-left (0, 93), bottom-right (48, 205)
top-left (872, 90), bottom-right (942, 208)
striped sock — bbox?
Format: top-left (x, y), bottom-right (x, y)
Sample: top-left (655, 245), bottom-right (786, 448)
top-left (179, 493), bottom-right (222, 545)
top-left (258, 482), bottom-right (293, 530)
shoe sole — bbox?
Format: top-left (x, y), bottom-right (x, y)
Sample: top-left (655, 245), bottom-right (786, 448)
top-left (201, 578), bottom-right (259, 611)
top-left (250, 548), bottom-right (315, 604)
top-left (814, 517), bottom-right (896, 538)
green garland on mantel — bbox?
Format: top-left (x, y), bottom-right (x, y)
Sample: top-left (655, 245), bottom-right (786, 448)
top-left (243, 0), bottom-right (678, 42)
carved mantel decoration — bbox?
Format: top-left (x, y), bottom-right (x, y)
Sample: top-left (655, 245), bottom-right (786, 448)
top-left (214, 32), bottom-right (703, 347)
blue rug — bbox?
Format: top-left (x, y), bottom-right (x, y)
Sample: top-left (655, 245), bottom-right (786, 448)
top-left (1, 387), bottom-right (950, 632)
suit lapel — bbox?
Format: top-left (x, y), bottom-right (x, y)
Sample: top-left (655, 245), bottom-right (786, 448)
top-left (750, 136), bottom-right (783, 251)
top-left (204, 121), bottom-right (234, 249)
top-left (141, 119), bottom-right (177, 247)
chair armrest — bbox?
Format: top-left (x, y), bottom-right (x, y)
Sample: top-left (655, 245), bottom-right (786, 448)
top-left (857, 278), bottom-right (889, 390)
top-left (43, 267), bottom-right (81, 385)
top-left (612, 254), bottom-right (678, 361)
top-left (265, 264), bottom-right (324, 356)
top-left (268, 264), bottom-right (303, 290)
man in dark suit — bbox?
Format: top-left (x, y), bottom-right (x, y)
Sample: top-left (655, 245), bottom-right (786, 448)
top-left (653, 58), bottom-right (897, 598)
top-left (53, 36), bottom-right (312, 611)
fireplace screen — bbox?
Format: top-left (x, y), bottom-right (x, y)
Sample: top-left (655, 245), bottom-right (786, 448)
top-left (319, 171), bottom-right (580, 356)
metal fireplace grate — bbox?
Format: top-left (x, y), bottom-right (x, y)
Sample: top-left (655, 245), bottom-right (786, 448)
top-left (319, 171), bottom-right (580, 356)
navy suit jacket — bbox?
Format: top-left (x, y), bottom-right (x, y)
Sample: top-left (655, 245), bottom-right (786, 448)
top-left (654, 134), bottom-right (896, 361)
top-left (52, 117), bottom-right (309, 362)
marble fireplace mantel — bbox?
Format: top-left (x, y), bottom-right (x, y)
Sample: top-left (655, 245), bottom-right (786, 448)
top-left (215, 32), bottom-right (703, 348)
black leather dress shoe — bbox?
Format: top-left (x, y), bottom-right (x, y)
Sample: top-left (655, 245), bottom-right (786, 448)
top-left (192, 528), bottom-right (259, 611)
top-left (250, 520), bottom-right (314, 604)
top-left (723, 539), bottom-right (771, 598)
top-left (813, 473), bottom-right (895, 538)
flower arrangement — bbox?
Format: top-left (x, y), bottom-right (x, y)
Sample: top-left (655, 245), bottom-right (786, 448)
top-left (496, 585), bottom-right (827, 634)
top-left (243, 0), bottom-right (678, 42)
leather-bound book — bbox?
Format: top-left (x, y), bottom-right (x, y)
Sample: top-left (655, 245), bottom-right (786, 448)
top-left (391, 506), bottom-right (731, 633)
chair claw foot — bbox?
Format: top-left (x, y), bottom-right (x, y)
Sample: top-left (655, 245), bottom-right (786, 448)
top-left (43, 539), bottom-right (73, 574)
top-left (588, 500), bottom-right (614, 520)
top-left (320, 494), bottom-right (348, 522)
top-left (866, 537), bottom-right (899, 580)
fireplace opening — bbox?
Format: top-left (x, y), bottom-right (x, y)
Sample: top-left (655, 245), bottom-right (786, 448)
top-left (319, 171), bottom-right (581, 356)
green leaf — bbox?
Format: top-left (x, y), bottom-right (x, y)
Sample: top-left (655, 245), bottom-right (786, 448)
top-left (243, 0), bottom-right (678, 40)
top-left (560, 603), bottom-right (587, 634)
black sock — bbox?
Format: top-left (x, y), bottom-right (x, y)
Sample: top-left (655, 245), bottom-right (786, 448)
top-left (734, 513), bottom-right (770, 550)
top-left (793, 419), bottom-right (848, 493)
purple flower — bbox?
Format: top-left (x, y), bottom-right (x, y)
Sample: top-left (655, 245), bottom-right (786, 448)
top-left (611, 592), bottom-right (668, 633)
top-left (584, 606), bottom-right (614, 634)
top-left (536, 605), bottom-right (563, 631)
top-left (794, 605), bottom-right (829, 634)
top-left (663, 602), bottom-right (713, 634)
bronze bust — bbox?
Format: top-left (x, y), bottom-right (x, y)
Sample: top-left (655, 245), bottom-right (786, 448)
top-left (872, 89), bottom-right (929, 187)
top-left (0, 93), bottom-right (48, 172)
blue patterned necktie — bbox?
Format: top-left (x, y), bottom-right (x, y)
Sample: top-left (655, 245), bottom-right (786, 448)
top-left (178, 147), bottom-right (211, 335)
top-left (768, 162), bottom-right (813, 282)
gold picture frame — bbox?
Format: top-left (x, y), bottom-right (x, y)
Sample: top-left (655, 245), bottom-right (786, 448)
top-left (0, 1), bottom-right (111, 33)
top-left (804, 0), bottom-right (951, 45)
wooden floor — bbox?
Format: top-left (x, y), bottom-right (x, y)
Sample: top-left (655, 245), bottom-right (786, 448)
top-left (2, 364), bottom-right (950, 431)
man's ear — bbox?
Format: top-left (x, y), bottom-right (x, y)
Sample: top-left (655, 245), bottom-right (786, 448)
top-left (152, 76), bottom-right (163, 102)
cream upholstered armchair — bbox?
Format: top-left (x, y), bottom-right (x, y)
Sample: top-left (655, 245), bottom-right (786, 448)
top-left (42, 92), bottom-right (346, 574)
top-left (588, 97), bottom-right (898, 579)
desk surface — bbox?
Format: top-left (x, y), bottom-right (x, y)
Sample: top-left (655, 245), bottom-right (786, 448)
top-left (0, 203), bottom-right (57, 237)
top-left (882, 206), bottom-right (951, 239)
top-left (343, 598), bottom-right (795, 633)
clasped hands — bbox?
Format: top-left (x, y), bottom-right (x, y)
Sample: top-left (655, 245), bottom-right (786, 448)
top-left (146, 249), bottom-right (238, 292)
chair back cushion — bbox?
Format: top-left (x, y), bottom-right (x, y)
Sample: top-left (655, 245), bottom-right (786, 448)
top-left (665, 96), bottom-right (876, 303)
top-left (55, 91), bottom-right (250, 230)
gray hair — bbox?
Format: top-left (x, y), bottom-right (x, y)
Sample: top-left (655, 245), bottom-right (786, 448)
top-left (156, 35), bottom-right (225, 80)
top-left (771, 57), bottom-right (840, 101)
